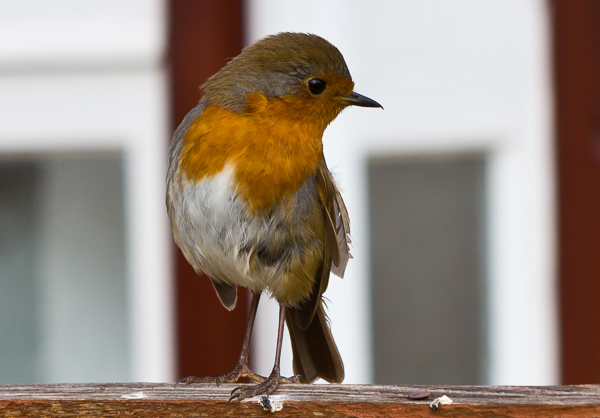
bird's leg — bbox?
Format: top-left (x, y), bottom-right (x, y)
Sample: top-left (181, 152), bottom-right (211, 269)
top-left (177, 291), bottom-right (265, 386)
top-left (228, 303), bottom-right (302, 402)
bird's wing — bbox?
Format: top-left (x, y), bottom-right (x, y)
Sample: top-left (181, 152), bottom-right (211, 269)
top-left (290, 160), bottom-right (336, 329)
top-left (293, 159), bottom-right (350, 326)
top-left (287, 161), bottom-right (345, 382)
top-left (317, 161), bottom-right (352, 278)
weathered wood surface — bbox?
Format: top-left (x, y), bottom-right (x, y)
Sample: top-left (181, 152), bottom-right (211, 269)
top-left (0, 383), bottom-right (599, 417)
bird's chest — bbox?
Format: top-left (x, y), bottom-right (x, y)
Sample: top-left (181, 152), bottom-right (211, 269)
top-left (167, 104), bottom-right (327, 304)
top-left (178, 103), bottom-right (324, 212)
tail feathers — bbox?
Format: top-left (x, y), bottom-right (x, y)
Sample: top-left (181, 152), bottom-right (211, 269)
top-left (286, 303), bottom-right (344, 384)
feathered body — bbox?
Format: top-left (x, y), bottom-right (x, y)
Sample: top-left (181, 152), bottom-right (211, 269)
top-left (167, 32), bottom-right (379, 391)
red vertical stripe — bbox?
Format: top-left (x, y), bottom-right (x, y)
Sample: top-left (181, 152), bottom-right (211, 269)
top-left (168, 0), bottom-right (249, 379)
top-left (553, 0), bottom-right (600, 384)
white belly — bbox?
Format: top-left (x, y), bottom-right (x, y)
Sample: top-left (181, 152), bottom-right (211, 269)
top-left (167, 166), bottom-right (275, 292)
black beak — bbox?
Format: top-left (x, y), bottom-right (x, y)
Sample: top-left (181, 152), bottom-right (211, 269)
top-left (343, 91), bottom-right (383, 109)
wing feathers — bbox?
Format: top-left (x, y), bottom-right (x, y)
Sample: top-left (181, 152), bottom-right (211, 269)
top-left (331, 188), bottom-right (351, 278)
top-left (317, 162), bottom-right (351, 278)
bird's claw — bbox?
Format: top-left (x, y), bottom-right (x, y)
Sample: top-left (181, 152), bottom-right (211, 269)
top-left (228, 380), bottom-right (277, 403)
top-left (227, 372), bottom-right (302, 402)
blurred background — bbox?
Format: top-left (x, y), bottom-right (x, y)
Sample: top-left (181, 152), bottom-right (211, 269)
top-left (0, 0), bottom-right (598, 386)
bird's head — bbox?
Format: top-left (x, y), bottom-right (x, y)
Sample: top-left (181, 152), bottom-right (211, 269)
top-left (202, 32), bottom-right (381, 131)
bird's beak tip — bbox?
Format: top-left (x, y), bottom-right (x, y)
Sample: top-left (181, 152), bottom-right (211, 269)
top-left (343, 91), bottom-right (383, 109)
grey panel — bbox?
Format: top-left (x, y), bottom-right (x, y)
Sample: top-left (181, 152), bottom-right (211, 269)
top-left (0, 154), bottom-right (130, 383)
top-left (369, 153), bottom-right (487, 384)
top-left (0, 162), bottom-right (41, 383)
top-left (37, 155), bottom-right (130, 382)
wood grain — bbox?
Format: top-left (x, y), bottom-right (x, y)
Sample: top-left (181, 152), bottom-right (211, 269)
top-left (0, 383), bottom-right (599, 417)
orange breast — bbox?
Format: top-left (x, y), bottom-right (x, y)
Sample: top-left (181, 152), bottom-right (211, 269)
top-left (178, 93), bottom-right (327, 212)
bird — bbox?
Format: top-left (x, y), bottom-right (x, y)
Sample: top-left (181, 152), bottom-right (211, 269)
top-left (166, 32), bottom-right (382, 401)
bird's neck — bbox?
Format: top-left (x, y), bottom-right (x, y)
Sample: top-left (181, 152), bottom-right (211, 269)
top-left (179, 101), bottom-right (326, 212)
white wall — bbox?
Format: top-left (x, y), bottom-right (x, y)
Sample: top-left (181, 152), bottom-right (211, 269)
top-left (0, 0), bottom-right (174, 382)
top-left (247, 0), bottom-right (557, 385)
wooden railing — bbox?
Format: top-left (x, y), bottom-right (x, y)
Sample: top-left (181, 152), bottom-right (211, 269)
top-left (1, 383), bottom-right (599, 417)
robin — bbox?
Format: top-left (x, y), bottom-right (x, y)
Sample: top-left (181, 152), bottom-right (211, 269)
top-left (166, 32), bottom-right (382, 401)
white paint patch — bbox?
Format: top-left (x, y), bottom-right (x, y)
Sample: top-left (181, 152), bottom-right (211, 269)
top-left (255, 395), bottom-right (286, 412)
top-left (430, 395), bottom-right (453, 411)
top-left (121, 391), bottom-right (148, 399)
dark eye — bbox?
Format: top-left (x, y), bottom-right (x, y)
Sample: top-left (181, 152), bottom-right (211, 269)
top-left (308, 78), bottom-right (327, 95)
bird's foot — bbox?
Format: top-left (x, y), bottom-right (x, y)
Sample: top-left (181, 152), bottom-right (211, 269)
top-left (228, 369), bottom-right (302, 402)
top-left (176, 363), bottom-right (265, 387)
